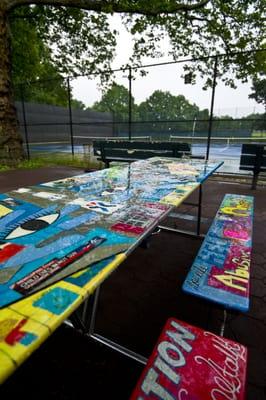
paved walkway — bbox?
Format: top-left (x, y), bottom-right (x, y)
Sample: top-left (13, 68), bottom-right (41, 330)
top-left (0, 166), bottom-right (265, 399)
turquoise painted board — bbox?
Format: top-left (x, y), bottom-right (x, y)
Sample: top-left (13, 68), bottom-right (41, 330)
top-left (183, 194), bottom-right (253, 312)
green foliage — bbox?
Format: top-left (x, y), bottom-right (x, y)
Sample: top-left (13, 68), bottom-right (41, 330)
top-left (10, 5), bottom-right (117, 79)
top-left (91, 82), bottom-right (265, 138)
top-left (0, 153), bottom-right (97, 171)
top-left (136, 90), bottom-right (199, 136)
top-left (138, 90), bottom-right (199, 120)
top-left (241, 113), bottom-right (266, 131)
top-left (71, 99), bottom-right (87, 110)
top-left (249, 77), bottom-right (266, 106)
top-left (9, 1), bottom-right (265, 92)
top-left (92, 83), bottom-right (135, 121)
top-left (10, 9), bottom-right (44, 86)
top-left (10, 5), bottom-right (118, 106)
top-left (123, 0), bottom-right (265, 88)
top-left (10, 8), bottom-right (67, 105)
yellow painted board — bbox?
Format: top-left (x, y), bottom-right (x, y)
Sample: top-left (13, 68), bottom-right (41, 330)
top-left (83, 253), bottom-right (127, 296)
top-left (160, 183), bottom-right (200, 206)
top-left (0, 350), bottom-right (16, 385)
top-left (0, 204), bottom-right (12, 218)
top-left (10, 280), bottom-right (86, 332)
top-left (0, 308), bottom-right (50, 367)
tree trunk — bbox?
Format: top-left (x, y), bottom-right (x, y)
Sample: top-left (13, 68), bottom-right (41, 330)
top-left (0, 5), bottom-right (24, 166)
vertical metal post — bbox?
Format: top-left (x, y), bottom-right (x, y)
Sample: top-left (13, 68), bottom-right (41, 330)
top-left (20, 85), bottom-right (30, 160)
top-left (67, 77), bottom-right (74, 156)
top-left (128, 67), bottom-right (132, 141)
top-left (206, 55), bottom-right (218, 161)
top-left (196, 184), bottom-right (202, 236)
top-left (88, 286), bottom-right (101, 335)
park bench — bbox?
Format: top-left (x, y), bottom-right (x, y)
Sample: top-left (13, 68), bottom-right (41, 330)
top-left (182, 193), bottom-right (253, 313)
top-left (240, 143), bottom-right (266, 189)
top-left (130, 317), bottom-right (247, 400)
top-left (92, 140), bottom-right (192, 168)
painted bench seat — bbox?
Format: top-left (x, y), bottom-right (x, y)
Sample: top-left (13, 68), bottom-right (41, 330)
top-left (182, 194), bottom-right (254, 312)
top-left (130, 317), bottom-right (247, 400)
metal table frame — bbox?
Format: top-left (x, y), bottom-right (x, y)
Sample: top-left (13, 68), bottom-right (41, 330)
top-left (66, 184), bottom-right (205, 365)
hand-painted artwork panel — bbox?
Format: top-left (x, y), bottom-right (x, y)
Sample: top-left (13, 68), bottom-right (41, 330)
top-left (183, 194), bottom-right (253, 311)
top-left (130, 318), bottom-right (247, 400)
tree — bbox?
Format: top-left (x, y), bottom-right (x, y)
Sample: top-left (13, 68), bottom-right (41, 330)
top-left (0, 1), bottom-right (265, 165)
top-left (249, 77), bottom-right (266, 107)
top-left (71, 99), bottom-right (86, 110)
top-left (10, 9), bottom-right (69, 106)
top-left (92, 83), bottom-right (135, 122)
top-left (137, 90), bottom-right (199, 136)
top-left (138, 90), bottom-right (199, 120)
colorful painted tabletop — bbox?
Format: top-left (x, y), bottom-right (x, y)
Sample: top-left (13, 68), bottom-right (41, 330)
top-left (0, 157), bottom-right (222, 384)
top-left (183, 193), bottom-right (253, 312)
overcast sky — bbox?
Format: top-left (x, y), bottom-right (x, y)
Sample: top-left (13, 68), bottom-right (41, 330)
top-left (72, 16), bottom-right (264, 118)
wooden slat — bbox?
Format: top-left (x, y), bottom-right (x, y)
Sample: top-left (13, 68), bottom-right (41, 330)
top-left (93, 140), bottom-right (191, 160)
top-left (241, 143), bottom-right (266, 155)
top-left (240, 143), bottom-right (266, 172)
top-left (103, 149), bottom-right (190, 160)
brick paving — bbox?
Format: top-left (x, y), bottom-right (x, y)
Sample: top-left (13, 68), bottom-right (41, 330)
top-left (0, 166), bottom-right (265, 399)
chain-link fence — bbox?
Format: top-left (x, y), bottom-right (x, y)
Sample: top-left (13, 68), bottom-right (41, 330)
top-left (15, 49), bottom-right (266, 174)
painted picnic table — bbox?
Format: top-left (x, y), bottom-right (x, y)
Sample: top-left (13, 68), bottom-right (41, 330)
top-left (0, 157), bottom-right (222, 383)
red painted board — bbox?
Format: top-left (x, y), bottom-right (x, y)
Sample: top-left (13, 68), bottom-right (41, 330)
top-left (130, 318), bottom-right (247, 400)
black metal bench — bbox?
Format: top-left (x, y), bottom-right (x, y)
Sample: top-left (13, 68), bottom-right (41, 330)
top-left (240, 143), bottom-right (266, 189)
top-left (92, 140), bottom-right (192, 168)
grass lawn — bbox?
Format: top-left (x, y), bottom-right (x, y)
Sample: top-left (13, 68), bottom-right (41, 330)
top-left (0, 152), bottom-right (102, 172)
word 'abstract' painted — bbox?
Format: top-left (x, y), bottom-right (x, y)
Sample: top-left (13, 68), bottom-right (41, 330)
top-left (183, 194), bottom-right (253, 311)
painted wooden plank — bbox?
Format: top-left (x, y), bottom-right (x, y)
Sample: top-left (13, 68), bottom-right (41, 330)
top-left (0, 351), bottom-right (16, 385)
top-left (0, 307), bottom-right (50, 378)
top-left (10, 280), bottom-right (86, 331)
top-left (183, 194), bottom-right (253, 312)
top-left (130, 318), bottom-right (247, 400)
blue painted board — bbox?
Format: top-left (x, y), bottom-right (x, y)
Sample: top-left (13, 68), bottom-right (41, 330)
top-left (183, 194), bottom-right (253, 312)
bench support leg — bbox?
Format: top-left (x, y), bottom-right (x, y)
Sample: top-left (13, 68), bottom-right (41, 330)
top-left (220, 309), bottom-right (227, 337)
top-left (159, 184), bottom-right (204, 238)
top-left (196, 184), bottom-right (202, 236)
top-left (67, 286), bottom-right (148, 366)
top-left (251, 172), bottom-right (259, 190)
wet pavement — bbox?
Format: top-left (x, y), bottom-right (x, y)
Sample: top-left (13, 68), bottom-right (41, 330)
top-left (0, 166), bottom-right (265, 399)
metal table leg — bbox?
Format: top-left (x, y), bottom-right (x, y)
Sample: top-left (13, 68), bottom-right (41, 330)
top-left (67, 286), bottom-right (148, 365)
top-left (159, 184), bottom-right (204, 238)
